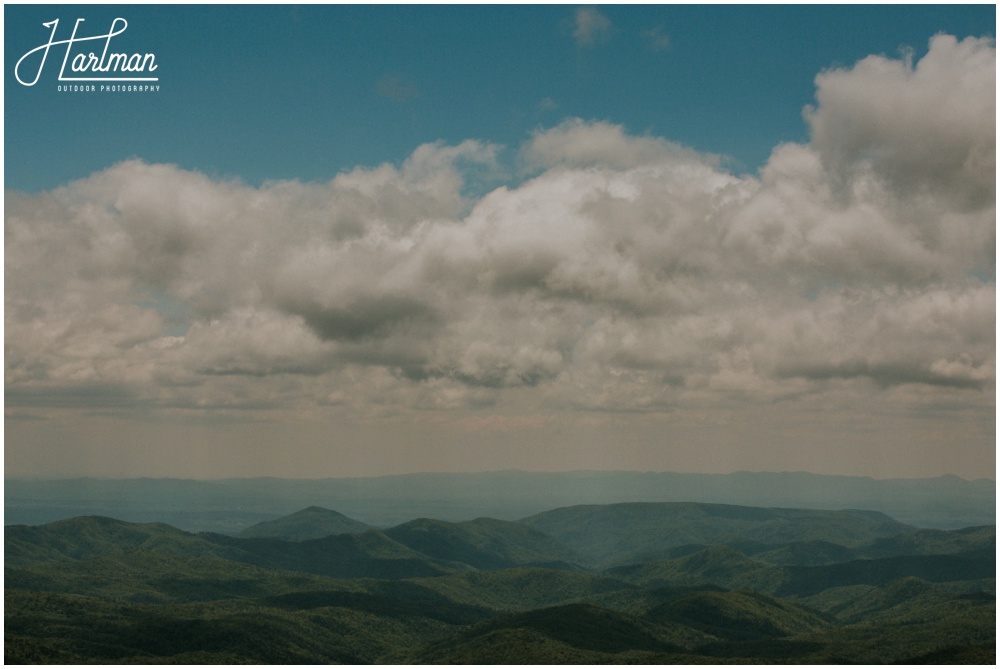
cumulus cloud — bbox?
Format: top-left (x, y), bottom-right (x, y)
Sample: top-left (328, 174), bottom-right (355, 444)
top-left (520, 117), bottom-right (717, 171)
top-left (5, 34), bottom-right (994, 422)
top-left (807, 34), bottom-right (995, 211)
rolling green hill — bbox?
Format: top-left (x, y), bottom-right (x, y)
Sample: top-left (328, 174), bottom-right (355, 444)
top-left (4, 502), bottom-right (995, 665)
top-left (5, 516), bottom-right (235, 566)
top-left (773, 548), bottom-right (996, 597)
top-left (645, 589), bottom-right (832, 640)
top-left (857, 525), bottom-right (996, 559)
top-left (384, 517), bottom-right (580, 570)
top-left (238, 506), bottom-right (372, 540)
top-left (6, 516), bottom-right (461, 581)
top-left (749, 539), bottom-right (858, 566)
top-left (410, 566), bottom-right (634, 611)
top-left (412, 602), bottom-right (696, 663)
top-left (609, 545), bottom-right (780, 588)
top-left (5, 550), bottom-right (359, 603)
top-left (4, 589), bottom-right (456, 664)
top-left (520, 502), bottom-right (912, 567)
top-left (198, 530), bottom-right (464, 580)
top-left (607, 543), bottom-right (996, 598)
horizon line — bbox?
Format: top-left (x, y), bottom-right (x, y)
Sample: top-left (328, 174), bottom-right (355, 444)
top-left (3, 469), bottom-right (994, 484)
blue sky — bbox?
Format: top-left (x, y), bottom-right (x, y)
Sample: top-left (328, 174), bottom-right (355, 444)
top-left (4, 5), bottom-right (996, 480)
top-left (6, 5), bottom-right (994, 191)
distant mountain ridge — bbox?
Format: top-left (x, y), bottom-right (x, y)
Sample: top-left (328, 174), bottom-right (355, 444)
top-left (520, 502), bottom-right (911, 568)
top-left (10, 500), bottom-right (990, 578)
top-left (5, 470), bottom-right (994, 532)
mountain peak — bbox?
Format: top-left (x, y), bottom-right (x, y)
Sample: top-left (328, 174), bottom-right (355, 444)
top-left (238, 506), bottom-right (371, 541)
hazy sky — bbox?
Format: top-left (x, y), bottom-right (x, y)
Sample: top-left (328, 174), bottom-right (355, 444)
top-left (4, 5), bottom-right (996, 480)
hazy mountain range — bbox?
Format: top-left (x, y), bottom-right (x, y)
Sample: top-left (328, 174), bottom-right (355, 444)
top-left (5, 499), bottom-right (994, 663)
top-left (6, 470), bottom-right (994, 533)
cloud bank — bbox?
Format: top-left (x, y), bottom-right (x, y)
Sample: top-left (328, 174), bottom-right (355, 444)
top-left (5, 36), bottom-right (994, 433)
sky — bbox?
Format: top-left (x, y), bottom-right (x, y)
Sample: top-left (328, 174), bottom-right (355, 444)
top-left (4, 5), bottom-right (996, 481)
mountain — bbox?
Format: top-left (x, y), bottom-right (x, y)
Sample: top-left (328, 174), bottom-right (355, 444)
top-left (6, 516), bottom-right (461, 581)
top-left (6, 470), bottom-right (993, 532)
top-left (5, 503), bottom-right (994, 665)
top-left (5, 516), bottom-right (236, 566)
top-left (5, 550), bottom-right (360, 603)
top-left (384, 517), bottom-right (580, 570)
top-left (735, 525), bottom-right (997, 566)
top-left (749, 540), bottom-right (859, 566)
top-left (609, 546), bottom-right (785, 592)
top-left (857, 525), bottom-right (996, 559)
top-left (409, 567), bottom-right (633, 612)
top-left (520, 502), bottom-right (912, 567)
top-left (610, 543), bottom-right (996, 600)
top-left (773, 548), bottom-right (996, 597)
top-left (413, 603), bottom-right (694, 663)
top-left (4, 587), bottom-right (456, 664)
top-left (238, 506), bottom-right (371, 540)
top-left (196, 531), bottom-right (464, 580)
top-left (821, 576), bottom-right (947, 623)
top-left (645, 588), bottom-right (831, 640)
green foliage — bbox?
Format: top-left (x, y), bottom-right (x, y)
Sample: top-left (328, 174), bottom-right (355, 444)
top-left (609, 545), bottom-right (786, 592)
top-left (475, 603), bottom-right (682, 653)
top-left (413, 604), bottom-right (697, 663)
top-left (750, 539), bottom-right (858, 565)
top-left (238, 506), bottom-right (372, 540)
top-left (521, 502), bottom-right (912, 568)
top-left (904, 644), bottom-right (996, 664)
top-left (773, 548), bottom-right (996, 597)
top-left (262, 587), bottom-right (492, 625)
top-left (4, 506), bottom-right (995, 665)
top-left (5, 589), bottom-right (453, 663)
top-left (5, 517), bottom-right (237, 566)
top-left (858, 525), bottom-right (996, 558)
top-left (805, 598), bottom-right (996, 664)
top-left (410, 566), bottom-right (634, 611)
top-left (384, 516), bottom-right (581, 569)
top-left (646, 589), bottom-right (831, 640)
top-left (5, 550), bottom-right (363, 603)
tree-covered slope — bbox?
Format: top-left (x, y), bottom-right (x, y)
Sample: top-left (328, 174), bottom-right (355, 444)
top-left (6, 516), bottom-right (462, 581)
top-left (411, 602), bottom-right (703, 663)
top-left (409, 566), bottom-right (634, 612)
top-left (608, 544), bottom-right (996, 598)
top-left (520, 502), bottom-right (912, 567)
top-left (4, 589), bottom-right (457, 664)
top-left (384, 517), bottom-right (580, 570)
top-left (198, 530), bottom-right (464, 580)
top-left (645, 589), bottom-right (832, 640)
top-left (238, 506), bottom-right (372, 540)
top-left (4, 504), bottom-right (994, 665)
top-left (5, 516), bottom-right (236, 566)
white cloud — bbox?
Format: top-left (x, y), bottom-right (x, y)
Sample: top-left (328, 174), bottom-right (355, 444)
top-left (521, 118), bottom-right (716, 171)
top-left (806, 34), bottom-right (995, 211)
top-left (5, 35), bottom-right (994, 427)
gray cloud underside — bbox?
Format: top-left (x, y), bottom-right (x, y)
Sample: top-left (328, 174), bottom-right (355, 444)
top-left (5, 35), bottom-right (995, 416)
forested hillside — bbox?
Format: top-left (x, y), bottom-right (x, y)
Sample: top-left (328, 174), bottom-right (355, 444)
top-left (5, 502), bottom-right (994, 664)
